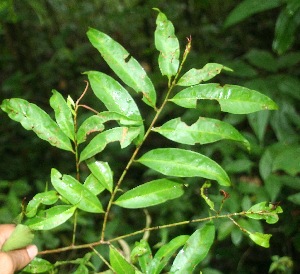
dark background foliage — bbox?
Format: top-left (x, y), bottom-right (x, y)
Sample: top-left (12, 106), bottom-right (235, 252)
top-left (1, 1), bottom-right (299, 273)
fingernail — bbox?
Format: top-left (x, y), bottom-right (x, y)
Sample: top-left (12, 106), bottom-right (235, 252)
top-left (26, 245), bottom-right (38, 260)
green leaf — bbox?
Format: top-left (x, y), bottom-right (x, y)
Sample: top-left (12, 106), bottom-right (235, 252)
top-left (1, 98), bottom-right (73, 151)
top-left (248, 232), bottom-right (272, 248)
top-left (224, 0), bottom-right (282, 28)
top-left (170, 222), bottom-right (215, 273)
top-left (169, 83), bottom-right (278, 114)
top-left (25, 205), bottom-right (76, 230)
top-left (288, 192), bottom-right (300, 205)
top-left (272, 146), bottom-right (300, 176)
top-left (79, 127), bottom-right (141, 162)
top-left (130, 240), bottom-right (152, 273)
top-left (76, 111), bottom-right (141, 145)
top-left (137, 148), bottom-right (231, 186)
top-left (114, 179), bottom-right (184, 208)
top-left (153, 117), bottom-right (250, 150)
top-left (147, 235), bottom-right (189, 274)
top-left (246, 201), bottom-right (283, 224)
top-left (273, 7), bottom-right (300, 54)
top-left (83, 174), bottom-right (105, 196)
top-left (50, 89), bottom-right (75, 141)
top-left (86, 29), bottom-right (156, 108)
top-left (86, 71), bottom-right (144, 121)
top-left (22, 258), bottom-right (54, 273)
top-left (51, 168), bottom-right (104, 213)
top-left (248, 110), bottom-right (270, 143)
top-left (177, 63), bottom-right (232, 86)
top-left (76, 115), bottom-right (105, 145)
top-left (109, 246), bottom-right (135, 274)
top-left (86, 158), bottom-right (113, 193)
top-left (1, 224), bottom-right (34, 252)
top-left (154, 8), bottom-right (180, 78)
top-left (26, 190), bottom-right (58, 218)
top-left (245, 49), bottom-right (278, 73)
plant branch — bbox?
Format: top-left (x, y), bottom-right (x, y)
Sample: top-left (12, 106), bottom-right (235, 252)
top-left (39, 209), bottom-right (274, 256)
top-left (100, 37), bottom-right (193, 241)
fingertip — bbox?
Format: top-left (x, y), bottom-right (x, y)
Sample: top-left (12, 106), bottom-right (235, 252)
top-left (26, 245), bottom-right (38, 260)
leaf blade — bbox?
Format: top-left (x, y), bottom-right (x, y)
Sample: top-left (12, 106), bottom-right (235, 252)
top-left (170, 222), bottom-right (215, 273)
top-left (50, 90), bottom-right (75, 141)
top-left (51, 168), bottom-right (104, 213)
top-left (153, 117), bottom-right (250, 150)
top-left (137, 148), bottom-right (231, 186)
top-left (25, 205), bottom-right (76, 230)
top-left (114, 179), bottom-right (184, 208)
top-left (1, 98), bottom-right (73, 151)
top-left (87, 29), bottom-right (156, 108)
top-left (170, 83), bottom-right (278, 114)
top-left (154, 8), bottom-right (180, 78)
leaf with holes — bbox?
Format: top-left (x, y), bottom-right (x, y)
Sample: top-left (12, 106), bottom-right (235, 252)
top-left (153, 117), bottom-right (250, 150)
top-left (1, 98), bottom-right (73, 151)
top-left (177, 63), bottom-right (232, 86)
top-left (170, 83), bottom-right (278, 114)
top-left (154, 8), bottom-right (180, 78)
top-left (87, 30), bottom-right (156, 108)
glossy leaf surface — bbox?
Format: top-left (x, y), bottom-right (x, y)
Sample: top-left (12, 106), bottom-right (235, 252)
top-left (169, 83), bottom-right (278, 114)
top-left (86, 158), bottom-right (113, 192)
top-left (50, 89), bottom-right (75, 141)
top-left (177, 63), bottom-right (232, 86)
top-left (76, 115), bottom-right (105, 145)
top-left (25, 205), bottom-right (76, 230)
top-left (83, 174), bottom-right (105, 195)
top-left (26, 191), bottom-right (58, 218)
top-left (1, 98), bottom-right (73, 151)
top-left (22, 258), bottom-right (53, 273)
top-left (147, 235), bottom-right (189, 274)
top-left (80, 126), bottom-right (141, 162)
top-left (170, 222), bottom-right (215, 273)
top-left (87, 29), bottom-right (156, 108)
top-left (246, 201), bottom-right (282, 224)
top-left (86, 71), bottom-right (143, 122)
top-left (137, 148), bottom-right (231, 186)
top-left (154, 8), bottom-right (180, 78)
top-left (153, 117), bottom-right (250, 150)
top-left (114, 179), bottom-right (184, 208)
top-left (1, 224), bottom-right (34, 252)
top-left (110, 246), bottom-right (135, 274)
top-left (51, 168), bottom-right (104, 213)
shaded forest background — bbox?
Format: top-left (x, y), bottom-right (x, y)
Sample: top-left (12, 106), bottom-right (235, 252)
top-left (1, 1), bottom-right (300, 273)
